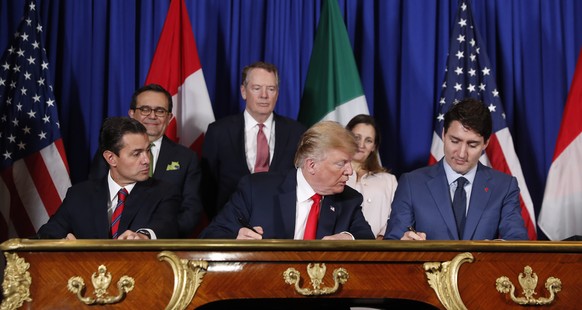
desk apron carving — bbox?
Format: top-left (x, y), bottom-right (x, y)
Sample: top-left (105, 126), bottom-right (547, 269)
top-left (158, 251), bottom-right (208, 310)
top-left (496, 266), bottom-right (562, 306)
top-left (424, 252), bottom-right (474, 310)
top-left (283, 263), bottom-right (349, 296)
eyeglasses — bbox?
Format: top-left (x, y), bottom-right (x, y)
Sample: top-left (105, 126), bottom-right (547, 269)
top-left (134, 106), bottom-right (169, 117)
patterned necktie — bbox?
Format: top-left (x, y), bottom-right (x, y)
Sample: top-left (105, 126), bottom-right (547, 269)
top-left (111, 188), bottom-right (128, 239)
top-left (452, 177), bottom-right (468, 239)
top-left (304, 194), bottom-right (322, 240)
top-left (148, 143), bottom-right (155, 177)
top-left (254, 123), bottom-right (270, 173)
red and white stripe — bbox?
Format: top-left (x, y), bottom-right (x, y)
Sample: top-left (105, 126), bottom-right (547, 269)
top-left (0, 139), bottom-right (70, 240)
top-left (145, 0), bottom-right (214, 154)
top-left (539, 49), bottom-right (582, 240)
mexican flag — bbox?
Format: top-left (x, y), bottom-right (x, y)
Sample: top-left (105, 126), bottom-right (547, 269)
top-left (298, 0), bottom-right (369, 127)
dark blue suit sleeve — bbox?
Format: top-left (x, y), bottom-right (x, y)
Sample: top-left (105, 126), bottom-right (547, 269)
top-left (384, 173), bottom-right (414, 240)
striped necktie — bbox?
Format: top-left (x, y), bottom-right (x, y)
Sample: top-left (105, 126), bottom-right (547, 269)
top-left (111, 188), bottom-right (128, 239)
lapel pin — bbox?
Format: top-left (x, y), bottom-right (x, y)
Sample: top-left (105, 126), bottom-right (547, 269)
top-left (330, 206), bottom-right (335, 212)
top-left (485, 187), bottom-right (489, 192)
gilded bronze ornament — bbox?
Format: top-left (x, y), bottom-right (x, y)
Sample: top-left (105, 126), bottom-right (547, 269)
top-left (283, 263), bottom-right (349, 296)
top-left (158, 251), bottom-right (208, 310)
top-left (1, 253), bottom-right (32, 310)
top-left (67, 265), bottom-right (135, 305)
top-left (424, 252), bottom-right (473, 310)
top-left (496, 266), bottom-right (562, 306)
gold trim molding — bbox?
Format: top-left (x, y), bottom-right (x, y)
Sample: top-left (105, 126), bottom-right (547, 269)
top-left (158, 251), bottom-right (208, 310)
top-left (67, 264), bottom-right (135, 305)
top-left (424, 252), bottom-right (473, 310)
top-left (1, 253), bottom-right (32, 310)
top-left (283, 263), bottom-right (349, 296)
top-left (496, 266), bottom-right (562, 306)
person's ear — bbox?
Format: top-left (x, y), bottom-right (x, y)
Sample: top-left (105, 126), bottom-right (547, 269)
top-left (103, 150), bottom-right (117, 168)
top-left (240, 84), bottom-right (247, 100)
top-left (305, 158), bottom-right (317, 175)
top-left (483, 138), bottom-right (490, 150)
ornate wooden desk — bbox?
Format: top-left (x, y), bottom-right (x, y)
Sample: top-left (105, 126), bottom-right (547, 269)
top-left (1, 239), bottom-right (580, 309)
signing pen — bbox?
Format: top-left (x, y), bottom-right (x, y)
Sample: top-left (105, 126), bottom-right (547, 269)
top-left (407, 226), bottom-right (417, 234)
top-left (238, 217), bottom-right (259, 234)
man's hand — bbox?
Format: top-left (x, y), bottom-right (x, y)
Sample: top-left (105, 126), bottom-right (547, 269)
top-left (237, 226), bottom-right (263, 240)
top-left (65, 233), bottom-right (77, 240)
top-left (401, 230), bottom-right (427, 240)
top-left (116, 230), bottom-right (149, 240)
top-left (322, 232), bottom-right (354, 240)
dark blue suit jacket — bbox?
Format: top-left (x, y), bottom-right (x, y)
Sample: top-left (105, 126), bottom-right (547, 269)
top-left (384, 161), bottom-right (528, 240)
top-left (199, 170), bottom-right (375, 239)
top-left (201, 113), bottom-right (306, 218)
top-left (89, 135), bottom-right (202, 237)
top-left (36, 177), bottom-right (180, 239)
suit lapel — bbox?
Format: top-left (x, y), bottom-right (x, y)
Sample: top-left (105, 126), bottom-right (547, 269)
top-left (427, 162), bottom-right (460, 239)
top-left (464, 164), bottom-right (492, 239)
top-left (276, 171), bottom-right (298, 238)
top-left (118, 180), bottom-right (152, 232)
top-left (153, 136), bottom-right (173, 179)
top-left (271, 114), bottom-right (287, 169)
top-left (231, 114), bottom-right (250, 174)
top-left (317, 196), bottom-right (338, 238)
top-left (95, 178), bottom-right (112, 238)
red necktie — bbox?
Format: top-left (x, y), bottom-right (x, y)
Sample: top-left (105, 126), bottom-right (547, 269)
top-left (254, 123), bottom-right (270, 173)
top-left (304, 194), bottom-right (322, 240)
top-left (111, 188), bottom-right (128, 239)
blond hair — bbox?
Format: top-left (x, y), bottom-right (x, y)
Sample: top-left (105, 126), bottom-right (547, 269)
top-left (294, 121), bottom-right (357, 167)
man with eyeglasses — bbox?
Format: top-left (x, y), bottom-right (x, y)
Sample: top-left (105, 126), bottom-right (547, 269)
top-left (89, 84), bottom-right (203, 238)
top-left (201, 61), bottom-right (306, 219)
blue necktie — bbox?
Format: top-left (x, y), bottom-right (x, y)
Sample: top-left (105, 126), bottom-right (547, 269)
top-left (452, 177), bottom-right (467, 239)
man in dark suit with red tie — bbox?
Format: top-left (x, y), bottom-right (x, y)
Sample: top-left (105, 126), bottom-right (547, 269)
top-left (37, 117), bottom-right (180, 239)
top-left (201, 61), bottom-right (306, 219)
top-left (89, 84), bottom-right (203, 237)
top-left (199, 121), bottom-right (374, 240)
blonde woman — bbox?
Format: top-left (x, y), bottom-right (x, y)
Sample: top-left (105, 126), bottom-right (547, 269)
top-left (346, 115), bottom-right (397, 239)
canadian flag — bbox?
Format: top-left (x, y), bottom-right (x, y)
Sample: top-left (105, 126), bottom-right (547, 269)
top-left (538, 48), bottom-right (582, 240)
top-left (145, 0), bottom-right (214, 153)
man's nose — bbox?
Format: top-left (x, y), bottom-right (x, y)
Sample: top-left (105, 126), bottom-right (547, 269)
top-left (458, 144), bottom-right (468, 158)
top-left (259, 87), bottom-right (269, 98)
top-left (345, 161), bottom-right (353, 175)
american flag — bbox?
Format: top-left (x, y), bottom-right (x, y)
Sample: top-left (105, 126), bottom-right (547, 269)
top-left (429, 1), bottom-right (537, 239)
top-left (0, 1), bottom-right (71, 241)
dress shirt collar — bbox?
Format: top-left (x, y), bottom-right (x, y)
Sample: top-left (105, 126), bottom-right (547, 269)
top-left (107, 170), bottom-right (137, 202)
top-left (244, 109), bottom-right (274, 130)
top-left (443, 159), bottom-right (477, 186)
top-left (296, 168), bottom-right (317, 203)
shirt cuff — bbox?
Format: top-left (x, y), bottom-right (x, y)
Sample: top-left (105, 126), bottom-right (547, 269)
top-left (340, 231), bottom-right (355, 240)
top-left (136, 228), bottom-right (157, 240)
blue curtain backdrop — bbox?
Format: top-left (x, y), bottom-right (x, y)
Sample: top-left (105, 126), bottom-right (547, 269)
top-left (2, 0), bottom-right (582, 236)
